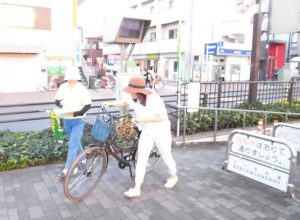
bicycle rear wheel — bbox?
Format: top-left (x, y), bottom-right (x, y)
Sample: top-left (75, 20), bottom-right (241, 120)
top-left (154, 81), bottom-right (164, 92)
top-left (145, 145), bottom-right (161, 172)
top-left (132, 144), bottom-right (161, 180)
top-left (94, 80), bottom-right (102, 92)
top-left (64, 145), bottom-right (108, 201)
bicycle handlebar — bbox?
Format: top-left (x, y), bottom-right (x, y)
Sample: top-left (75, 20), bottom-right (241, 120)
top-left (99, 106), bottom-right (133, 124)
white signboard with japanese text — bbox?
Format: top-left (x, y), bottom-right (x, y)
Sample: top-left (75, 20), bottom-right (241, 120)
top-left (231, 133), bottom-right (292, 169)
top-left (187, 82), bottom-right (200, 113)
top-left (226, 130), bottom-right (296, 193)
top-left (227, 155), bottom-right (289, 191)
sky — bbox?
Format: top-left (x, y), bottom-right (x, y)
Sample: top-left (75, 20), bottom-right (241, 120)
top-left (78, 0), bottom-right (133, 38)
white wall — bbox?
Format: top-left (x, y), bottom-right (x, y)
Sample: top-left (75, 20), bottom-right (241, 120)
top-left (225, 56), bottom-right (251, 81)
top-left (270, 0), bottom-right (300, 34)
top-left (0, 54), bottom-right (43, 92)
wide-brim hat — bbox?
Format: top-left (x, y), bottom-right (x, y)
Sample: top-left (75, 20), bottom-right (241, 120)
top-left (122, 76), bottom-right (151, 95)
top-left (64, 66), bottom-right (81, 81)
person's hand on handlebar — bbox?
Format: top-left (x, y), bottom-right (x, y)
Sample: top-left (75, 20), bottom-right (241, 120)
top-left (55, 99), bottom-right (64, 108)
top-left (132, 116), bottom-right (144, 124)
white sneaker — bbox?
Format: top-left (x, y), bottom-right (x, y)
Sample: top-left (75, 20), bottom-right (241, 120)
top-left (124, 188), bottom-right (141, 198)
top-left (164, 177), bottom-right (178, 189)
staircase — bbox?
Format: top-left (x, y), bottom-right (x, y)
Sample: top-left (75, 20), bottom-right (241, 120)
top-left (78, 66), bottom-right (88, 87)
top-left (79, 56), bottom-right (95, 88)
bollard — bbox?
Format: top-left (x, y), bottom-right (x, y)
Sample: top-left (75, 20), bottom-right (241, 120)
top-left (257, 118), bottom-right (264, 134)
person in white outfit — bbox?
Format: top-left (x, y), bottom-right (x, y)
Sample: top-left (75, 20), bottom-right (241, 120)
top-left (103, 76), bottom-right (178, 198)
top-left (134, 63), bottom-right (142, 75)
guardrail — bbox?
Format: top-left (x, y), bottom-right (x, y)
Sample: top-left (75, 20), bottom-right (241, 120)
top-left (176, 105), bottom-right (300, 146)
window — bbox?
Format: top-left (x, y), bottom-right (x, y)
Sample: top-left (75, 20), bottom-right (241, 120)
top-left (150, 32), bottom-right (156, 42)
top-left (169, 29), bottom-right (177, 39)
top-left (193, 56), bottom-right (199, 61)
top-left (1, 3), bottom-right (51, 30)
top-left (174, 61), bottom-right (177, 72)
top-left (119, 19), bottom-right (141, 38)
top-left (291, 32), bottom-right (298, 49)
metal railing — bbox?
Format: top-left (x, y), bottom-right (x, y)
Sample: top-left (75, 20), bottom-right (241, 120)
top-left (177, 105), bottom-right (300, 146)
top-left (80, 56), bottom-right (93, 87)
top-left (181, 81), bottom-right (300, 108)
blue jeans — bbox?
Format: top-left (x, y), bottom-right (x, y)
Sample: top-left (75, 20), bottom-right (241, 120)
top-left (63, 118), bottom-right (85, 169)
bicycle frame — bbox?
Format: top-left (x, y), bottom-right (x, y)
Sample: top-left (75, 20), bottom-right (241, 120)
top-left (94, 75), bottom-right (116, 91)
top-left (97, 108), bottom-right (139, 176)
top-left (63, 107), bottom-right (161, 201)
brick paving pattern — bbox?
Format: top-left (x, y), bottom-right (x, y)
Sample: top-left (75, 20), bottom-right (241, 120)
top-left (1, 144), bottom-right (300, 220)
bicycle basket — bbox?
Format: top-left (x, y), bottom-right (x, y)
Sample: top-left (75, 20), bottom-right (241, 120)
top-left (91, 117), bottom-right (112, 143)
top-left (111, 118), bottom-right (138, 149)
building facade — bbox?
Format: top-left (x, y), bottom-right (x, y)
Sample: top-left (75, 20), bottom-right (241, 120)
top-left (0, 0), bottom-right (79, 93)
top-left (269, 0), bottom-right (300, 60)
top-left (102, 0), bottom-right (259, 82)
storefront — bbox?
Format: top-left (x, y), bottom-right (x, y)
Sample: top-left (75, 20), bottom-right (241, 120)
top-left (204, 42), bottom-right (251, 81)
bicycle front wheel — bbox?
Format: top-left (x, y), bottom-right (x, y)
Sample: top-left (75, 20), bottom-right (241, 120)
top-left (64, 145), bottom-right (108, 201)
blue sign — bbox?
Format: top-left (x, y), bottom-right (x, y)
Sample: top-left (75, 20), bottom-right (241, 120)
top-left (219, 49), bottom-right (251, 56)
top-left (217, 42), bottom-right (224, 47)
top-left (204, 41), bottom-right (251, 56)
top-left (204, 43), bottom-right (218, 55)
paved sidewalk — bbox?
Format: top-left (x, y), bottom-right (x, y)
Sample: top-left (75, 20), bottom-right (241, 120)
top-left (1, 144), bottom-right (300, 220)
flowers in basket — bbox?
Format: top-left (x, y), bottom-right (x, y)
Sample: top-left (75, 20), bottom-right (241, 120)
top-left (111, 118), bottom-right (138, 149)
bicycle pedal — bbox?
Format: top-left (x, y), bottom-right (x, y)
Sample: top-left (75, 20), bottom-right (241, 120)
top-left (124, 155), bottom-right (132, 161)
top-left (118, 162), bottom-right (127, 169)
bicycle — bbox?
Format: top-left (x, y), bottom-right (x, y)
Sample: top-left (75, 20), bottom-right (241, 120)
top-left (151, 75), bottom-right (164, 92)
top-left (144, 74), bottom-right (164, 92)
top-left (63, 107), bottom-right (161, 201)
top-left (94, 75), bottom-right (116, 92)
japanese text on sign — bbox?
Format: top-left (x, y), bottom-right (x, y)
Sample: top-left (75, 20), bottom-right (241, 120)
top-left (231, 134), bottom-right (291, 169)
top-left (227, 155), bottom-right (289, 191)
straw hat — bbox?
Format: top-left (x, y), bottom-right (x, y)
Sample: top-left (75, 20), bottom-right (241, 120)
top-left (64, 66), bottom-right (81, 81)
top-left (122, 76), bottom-right (150, 95)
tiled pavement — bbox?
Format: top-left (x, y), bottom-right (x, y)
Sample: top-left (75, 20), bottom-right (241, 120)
top-left (1, 91), bottom-right (300, 219)
top-left (1, 144), bottom-right (300, 220)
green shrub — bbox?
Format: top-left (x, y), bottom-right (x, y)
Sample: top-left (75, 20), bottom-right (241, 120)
top-left (175, 99), bottom-right (300, 136)
top-left (0, 128), bottom-right (68, 171)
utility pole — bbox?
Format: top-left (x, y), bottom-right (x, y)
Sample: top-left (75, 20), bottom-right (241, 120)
top-left (249, 0), bottom-right (263, 104)
top-left (264, 0), bottom-right (271, 81)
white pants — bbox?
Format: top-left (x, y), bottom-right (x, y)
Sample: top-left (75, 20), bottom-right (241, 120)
top-left (135, 127), bottom-right (177, 184)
